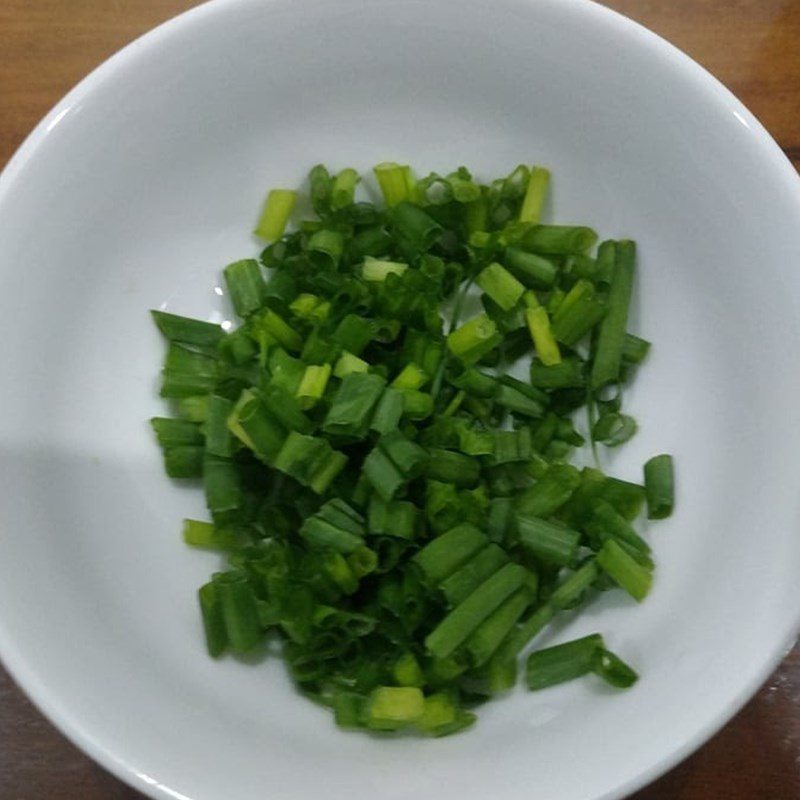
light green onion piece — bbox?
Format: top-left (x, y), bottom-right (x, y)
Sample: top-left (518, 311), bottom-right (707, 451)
top-left (254, 188), bottom-right (297, 241)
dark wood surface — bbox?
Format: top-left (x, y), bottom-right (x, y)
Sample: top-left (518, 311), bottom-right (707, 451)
top-left (1, 1), bottom-right (799, 798)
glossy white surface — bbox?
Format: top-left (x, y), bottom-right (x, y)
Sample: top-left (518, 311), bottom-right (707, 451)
top-left (1, 1), bottom-right (799, 799)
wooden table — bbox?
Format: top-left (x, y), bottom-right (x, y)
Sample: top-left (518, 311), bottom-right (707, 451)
top-left (1, 1), bottom-right (799, 797)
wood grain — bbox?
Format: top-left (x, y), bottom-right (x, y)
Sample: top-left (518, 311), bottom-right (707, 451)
top-left (1, 2), bottom-right (799, 798)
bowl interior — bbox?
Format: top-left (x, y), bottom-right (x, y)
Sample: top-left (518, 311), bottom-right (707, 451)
top-left (1, 1), bottom-right (799, 799)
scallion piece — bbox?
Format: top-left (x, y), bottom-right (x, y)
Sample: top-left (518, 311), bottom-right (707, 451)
top-left (519, 166), bottom-right (550, 224)
top-left (295, 363), bottom-right (331, 409)
top-left (525, 306), bottom-right (561, 366)
top-left (224, 259), bottom-right (266, 318)
top-left (526, 633), bottom-right (603, 691)
top-left (374, 162), bottom-right (415, 207)
top-left (362, 257), bottom-right (408, 282)
top-left (440, 544), bottom-right (510, 606)
top-left (476, 262), bottom-right (525, 311)
top-left (323, 373), bottom-right (387, 438)
top-left (644, 453), bottom-right (674, 519)
top-left (592, 647), bottom-right (639, 688)
top-left (413, 523), bottom-right (488, 585)
top-left (591, 240), bottom-right (635, 388)
top-left (597, 539), bottom-right (653, 601)
top-left (516, 514), bottom-right (580, 567)
top-left (521, 224), bottom-right (598, 255)
top-left (151, 309), bottom-right (225, 348)
top-left (254, 188), bottom-right (297, 241)
top-left (425, 564), bottom-right (528, 659)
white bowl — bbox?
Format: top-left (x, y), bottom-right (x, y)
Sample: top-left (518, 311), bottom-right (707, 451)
top-left (1, 1), bottom-right (799, 798)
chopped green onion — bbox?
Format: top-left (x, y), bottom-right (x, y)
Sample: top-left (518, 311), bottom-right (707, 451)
top-left (592, 647), bottom-right (639, 688)
top-left (198, 582), bottom-right (227, 657)
top-left (391, 362), bottom-right (428, 390)
top-left (413, 523), bottom-right (488, 585)
top-left (374, 162), bottom-right (415, 207)
top-left (526, 633), bottom-right (603, 690)
top-left (440, 544), bottom-right (510, 606)
top-left (254, 188), bottom-right (297, 241)
top-left (519, 166), bottom-right (550, 224)
top-left (644, 453), bottom-right (674, 519)
top-left (597, 539), bottom-right (652, 602)
top-left (295, 364), bottom-right (331, 409)
top-left (151, 309), bottom-right (225, 348)
top-left (425, 564), bottom-right (528, 659)
top-left (591, 240), bottom-right (635, 388)
top-left (366, 686), bottom-right (424, 729)
top-left (466, 587), bottom-right (531, 666)
top-left (476, 262), bottom-right (525, 311)
top-left (362, 257), bottom-right (408, 282)
top-left (323, 373), bottom-right (387, 438)
top-left (504, 247), bottom-right (557, 288)
top-left (522, 225), bottom-right (598, 255)
top-left (551, 279), bottom-right (606, 346)
top-left (224, 259), bottom-right (266, 318)
top-left (333, 351), bottom-right (369, 377)
top-left (525, 306), bottom-right (561, 366)
top-left (516, 514), bottom-right (580, 567)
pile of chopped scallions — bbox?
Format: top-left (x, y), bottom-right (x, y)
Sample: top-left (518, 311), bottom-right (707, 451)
top-left (150, 162), bottom-right (674, 736)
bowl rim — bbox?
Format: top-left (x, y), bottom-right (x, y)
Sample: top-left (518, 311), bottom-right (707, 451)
top-left (1, 1), bottom-right (799, 799)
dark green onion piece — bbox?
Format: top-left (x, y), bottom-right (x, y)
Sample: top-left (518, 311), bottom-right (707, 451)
top-left (592, 412), bottom-right (638, 448)
top-left (589, 500), bottom-right (651, 555)
top-left (367, 494), bottom-right (417, 539)
top-left (332, 314), bottom-right (374, 356)
top-left (517, 464), bottom-right (580, 517)
top-left (516, 514), bottom-right (580, 567)
top-left (413, 523), bottom-right (488, 585)
top-left (323, 373), bottom-right (387, 438)
top-left (203, 455), bottom-right (243, 515)
top-left (522, 225), bottom-right (598, 255)
top-left (526, 633), bottom-right (604, 691)
top-left (151, 309), bottom-right (225, 348)
top-left (551, 279), bottom-right (606, 346)
top-left (164, 446), bottom-right (204, 478)
top-left (391, 202), bottom-right (442, 252)
top-left (425, 563), bottom-right (527, 660)
top-left (370, 388), bottom-right (404, 436)
top-left (198, 582), bottom-right (227, 657)
top-left (301, 499), bottom-right (365, 554)
top-left (224, 259), bottom-right (266, 318)
top-left (622, 333), bottom-right (651, 364)
top-left (644, 454), bottom-right (674, 519)
top-left (214, 572), bottom-right (262, 653)
top-left (273, 431), bottom-right (348, 494)
top-left (204, 395), bottom-right (235, 458)
top-left (504, 247), bottom-right (557, 288)
top-left (549, 560), bottom-right (599, 610)
top-left (529, 357), bottom-right (585, 389)
top-left (440, 544), bottom-right (510, 606)
top-left (425, 449), bottom-right (480, 487)
top-left (466, 587), bottom-right (531, 666)
top-left (591, 240), bottom-right (635, 388)
top-left (150, 417), bottom-right (203, 448)
top-left (592, 647), bottom-right (639, 688)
